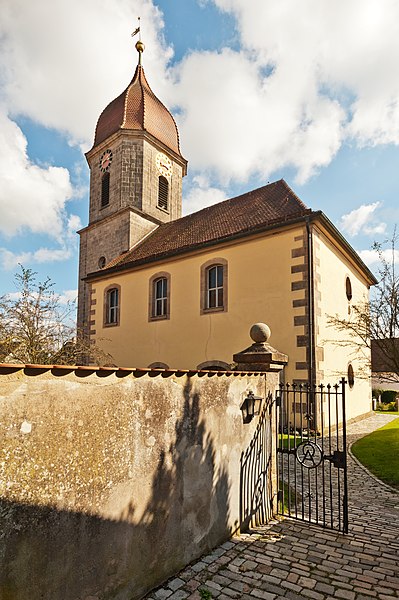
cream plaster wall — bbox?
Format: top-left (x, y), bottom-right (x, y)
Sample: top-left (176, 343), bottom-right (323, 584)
top-left (92, 226), bottom-right (305, 381)
top-left (314, 226), bottom-right (372, 421)
top-left (90, 223), bottom-right (373, 422)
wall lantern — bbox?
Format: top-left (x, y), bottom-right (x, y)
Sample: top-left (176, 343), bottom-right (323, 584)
top-left (240, 391), bottom-right (263, 424)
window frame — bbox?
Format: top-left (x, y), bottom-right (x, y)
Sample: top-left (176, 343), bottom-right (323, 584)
top-left (200, 258), bottom-right (228, 314)
top-left (157, 175), bottom-right (169, 212)
top-left (347, 363), bottom-right (355, 388)
top-left (103, 284), bottom-right (121, 327)
top-left (345, 276), bottom-right (353, 301)
top-left (149, 272), bottom-right (171, 321)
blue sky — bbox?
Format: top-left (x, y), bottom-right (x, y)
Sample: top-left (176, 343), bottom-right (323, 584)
top-left (1, 0), bottom-right (399, 302)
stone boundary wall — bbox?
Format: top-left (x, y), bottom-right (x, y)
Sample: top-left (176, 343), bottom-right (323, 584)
top-left (0, 364), bottom-right (278, 600)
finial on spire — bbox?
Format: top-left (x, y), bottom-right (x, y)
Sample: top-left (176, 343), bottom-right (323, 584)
top-left (132, 17), bottom-right (144, 65)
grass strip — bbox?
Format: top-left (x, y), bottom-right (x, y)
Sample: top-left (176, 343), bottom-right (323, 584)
top-left (351, 417), bottom-right (399, 489)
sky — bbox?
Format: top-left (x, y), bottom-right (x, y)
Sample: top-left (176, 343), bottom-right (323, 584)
top-left (1, 0), bottom-right (399, 303)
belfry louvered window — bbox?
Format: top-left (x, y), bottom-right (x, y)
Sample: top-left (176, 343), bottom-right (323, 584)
top-left (158, 176), bottom-right (169, 210)
top-left (101, 172), bottom-right (110, 207)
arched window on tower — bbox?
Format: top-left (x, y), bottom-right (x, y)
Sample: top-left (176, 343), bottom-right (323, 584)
top-left (158, 176), bottom-right (169, 211)
top-left (101, 172), bottom-right (110, 208)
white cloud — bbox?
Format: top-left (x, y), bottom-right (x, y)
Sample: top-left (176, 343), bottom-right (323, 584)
top-left (183, 176), bottom-right (227, 214)
top-left (1, 0), bottom-right (399, 220)
top-left (0, 112), bottom-right (74, 237)
top-left (359, 248), bottom-right (399, 268)
top-left (176, 0), bottom-right (399, 182)
top-left (339, 202), bottom-right (386, 237)
top-left (58, 289), bottom-right (78, 305)
top-left (0, 246), bottom-right (72, 271)
top-left (0, 0), bottom-right (170, 148)
top-left (172, 48), bottom-right (345, 185)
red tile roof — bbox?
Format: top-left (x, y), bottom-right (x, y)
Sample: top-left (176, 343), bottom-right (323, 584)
top-left (92, 65), bottom-right (183, 157)
top-left (94, 179), bottom-right (311, 275)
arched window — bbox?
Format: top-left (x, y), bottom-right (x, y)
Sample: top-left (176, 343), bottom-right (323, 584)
top-left (148, 362), bottom-right (169, 370)
top-left (154, 277), bottom-right (168, 317)
top-left (200, 259), bottom-right (228, 314)
top-left (149, 272), bottom-right (171, 320)
top-left (197, 361), bottom-right (231, 371)
top-left (207, 265), bottom-right (224, 309)
top-left (158, 176), bottom-right (169, 210)
top-left (101, 172), bottom-right (110, 207)
top-left (104, 285), bottom-right (120, 326)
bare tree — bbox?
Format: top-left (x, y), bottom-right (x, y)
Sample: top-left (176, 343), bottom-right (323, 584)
top-left (0, 265), bottom-right (112, 366)
top-left (328, 232), bottom-right (399, 382)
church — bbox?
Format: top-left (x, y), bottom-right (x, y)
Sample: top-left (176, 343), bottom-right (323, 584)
top-left (78, 41), bottom-right (376, 423)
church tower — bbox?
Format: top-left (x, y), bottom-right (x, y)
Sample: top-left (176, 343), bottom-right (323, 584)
top-left (78, 40), bottom-right (187, 332)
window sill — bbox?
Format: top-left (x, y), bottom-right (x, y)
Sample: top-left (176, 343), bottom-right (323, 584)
top-left (156, 205), bottom-right (170, 215)
top-left (103, 321), bottom-right (120, 328)
top-left (201, 306), bottom-right (226, 315)
top-left (149, 315), bottom-right (169, 322)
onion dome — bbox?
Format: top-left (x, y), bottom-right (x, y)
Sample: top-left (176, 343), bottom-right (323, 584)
top-left (92, 51), bottom-right (183, 157)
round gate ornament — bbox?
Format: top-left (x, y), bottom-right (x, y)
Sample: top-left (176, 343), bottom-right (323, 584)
top-left (296, 440), bottom-right (323, 468)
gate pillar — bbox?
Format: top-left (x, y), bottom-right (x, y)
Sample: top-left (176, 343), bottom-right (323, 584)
top-left (233, 323), bottom-right (288, 528)
top-left (233, 323), bottom-right (288, 373)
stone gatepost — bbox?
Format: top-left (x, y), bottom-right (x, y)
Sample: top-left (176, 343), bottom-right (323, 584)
top-left (233, 323), bottom-right (288, 526)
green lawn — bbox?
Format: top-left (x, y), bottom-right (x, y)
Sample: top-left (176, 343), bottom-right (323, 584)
top-left (352, 417), bottom-right (399, 489)
top-left (279, 433), bottom-right (302, 450)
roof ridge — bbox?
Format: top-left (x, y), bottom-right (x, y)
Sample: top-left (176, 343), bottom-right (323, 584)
top-left (140, 67), bottom-right (182, 154)
top-left (121, 66), bottom-right (140, 128)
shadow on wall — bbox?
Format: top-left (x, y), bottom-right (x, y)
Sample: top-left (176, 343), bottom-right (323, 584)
top-left (0, 380), bottom-right (231, 600)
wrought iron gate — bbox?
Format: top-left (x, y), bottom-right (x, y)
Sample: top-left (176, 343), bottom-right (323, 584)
top-left (276, 378), bottom-right (348, 533)
top-left (240, 393), bottom-right (273, 530)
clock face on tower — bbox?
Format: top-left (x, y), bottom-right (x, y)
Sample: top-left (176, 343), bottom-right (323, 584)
top-left (99, 149), bottom-right (113, 172)
top-left (156, 152), bottom-right (172, 178)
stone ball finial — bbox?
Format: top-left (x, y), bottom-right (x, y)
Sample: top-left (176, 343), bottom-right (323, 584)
top-left (250, 323), bottom-right (271, 343)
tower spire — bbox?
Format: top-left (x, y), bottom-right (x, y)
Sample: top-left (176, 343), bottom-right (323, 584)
top-left (131, 17), bottom-right (144, 65)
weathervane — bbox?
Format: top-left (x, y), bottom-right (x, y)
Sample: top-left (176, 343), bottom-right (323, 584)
top-left (132, 17), bottom-right (144, 64)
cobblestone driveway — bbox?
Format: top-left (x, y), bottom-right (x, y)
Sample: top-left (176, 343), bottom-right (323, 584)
top-left (145, 414), bottom-right (399, 600)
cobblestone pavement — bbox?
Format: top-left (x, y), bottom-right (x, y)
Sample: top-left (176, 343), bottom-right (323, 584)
top-left (145, 414), bottom-right (399, 600)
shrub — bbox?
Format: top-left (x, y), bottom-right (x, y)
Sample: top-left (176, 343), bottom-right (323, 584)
top-left (381, 390), bottom-right (397, 404)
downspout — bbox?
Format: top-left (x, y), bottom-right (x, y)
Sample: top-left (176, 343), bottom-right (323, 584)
top-left (306, 218), bottom-right (316, 389)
